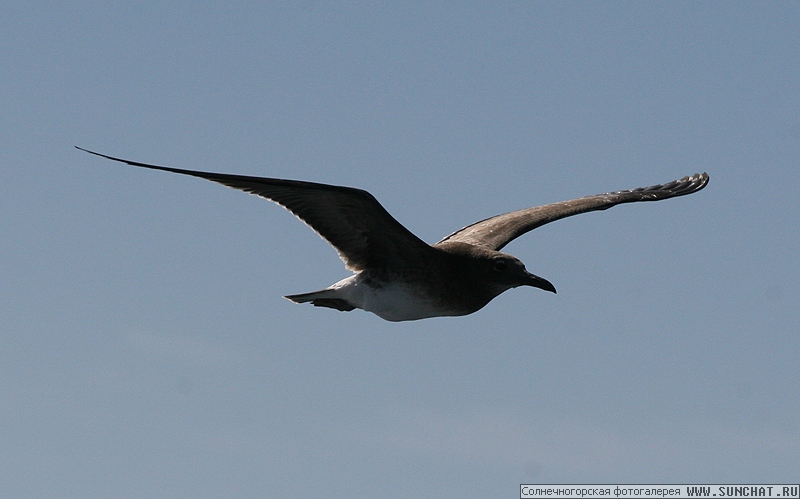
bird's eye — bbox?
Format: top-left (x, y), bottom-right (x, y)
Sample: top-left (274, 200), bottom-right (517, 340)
top-left (493, 260), bottom-right (508, 272)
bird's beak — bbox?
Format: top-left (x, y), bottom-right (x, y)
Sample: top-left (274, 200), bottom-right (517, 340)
top-left (524, 271), bottom-right (557, 294)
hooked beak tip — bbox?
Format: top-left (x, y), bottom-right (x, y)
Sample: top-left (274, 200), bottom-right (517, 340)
top-left (527, 273), bottom-right (557, 294)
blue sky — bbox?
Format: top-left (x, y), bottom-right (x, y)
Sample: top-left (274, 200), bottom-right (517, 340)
top-left (1, 2), bottom-right (798, 497)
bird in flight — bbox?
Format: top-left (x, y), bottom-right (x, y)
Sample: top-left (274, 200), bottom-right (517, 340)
top-left (77, 146), bottom-right (709, 321)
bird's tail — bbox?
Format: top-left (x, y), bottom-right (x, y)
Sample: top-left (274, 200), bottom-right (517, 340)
top-left (284, 290), bottom-right (356, 312)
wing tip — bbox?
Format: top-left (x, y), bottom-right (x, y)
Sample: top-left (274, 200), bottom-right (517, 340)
top-left (632, 171), bottom-right (709, 198)
top-left (75, 146), bottom-right (139, 166)
top-left (75, 145), bottom-right (101, 157)
top-left (678, 171), bottom-right (710, 195)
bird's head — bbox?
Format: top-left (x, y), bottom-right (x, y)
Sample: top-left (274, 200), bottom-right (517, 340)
top-left (484, 253), bottom-right (557, 294)
top-left (436, 241), bottom-right (556, 296)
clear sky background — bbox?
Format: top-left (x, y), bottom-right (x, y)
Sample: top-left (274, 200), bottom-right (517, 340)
top-left (2, 2), bottom-right (798, 497)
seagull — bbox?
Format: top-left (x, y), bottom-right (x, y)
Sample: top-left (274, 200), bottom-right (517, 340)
top-left (77, 147), bottom-right (709, 321)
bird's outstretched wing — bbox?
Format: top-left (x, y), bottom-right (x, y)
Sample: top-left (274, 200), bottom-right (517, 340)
top-left (436, 173), bottom-right (709, 251)
top-left (77, 147), bottom-right (434, 271)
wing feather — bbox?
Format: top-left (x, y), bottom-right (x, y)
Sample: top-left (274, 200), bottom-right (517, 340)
top-left (77, 147), bottom-right (433, 270)
top-left (436, 173), bottom-right (709, 251)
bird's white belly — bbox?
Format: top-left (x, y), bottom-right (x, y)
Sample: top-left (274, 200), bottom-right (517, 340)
top-left (329, 274), bottom-right (455, 322)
